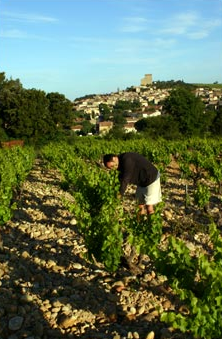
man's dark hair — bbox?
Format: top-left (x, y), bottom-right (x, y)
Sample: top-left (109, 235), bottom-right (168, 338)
top-left (103, 154), bottom-right (116, 165)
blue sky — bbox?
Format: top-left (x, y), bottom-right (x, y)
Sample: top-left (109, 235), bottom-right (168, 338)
top-left (1, 0), bottom-right (222, 100)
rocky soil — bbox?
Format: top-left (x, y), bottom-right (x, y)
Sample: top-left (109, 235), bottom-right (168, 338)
top-left (0, 158), bottom-right (221, 339)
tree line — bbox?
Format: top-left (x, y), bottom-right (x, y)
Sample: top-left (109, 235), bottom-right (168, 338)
top-left (0, 71), bottom-right (222, 144)
top-left (0, 72), bottom-right (74, 145)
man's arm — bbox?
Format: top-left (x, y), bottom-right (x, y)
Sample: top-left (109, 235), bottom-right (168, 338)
top-left (119, 157), bottom-right (134, 195)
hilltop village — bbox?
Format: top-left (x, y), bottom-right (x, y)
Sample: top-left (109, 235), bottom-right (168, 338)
top-left (72, 75), bottom-right (222, 135)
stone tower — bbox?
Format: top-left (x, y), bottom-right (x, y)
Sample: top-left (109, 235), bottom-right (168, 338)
top-left (141, 74), bottom-right (152, 86)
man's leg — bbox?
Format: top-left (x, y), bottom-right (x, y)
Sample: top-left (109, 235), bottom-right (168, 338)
top-left (138, 204), bottom-right (154, 215)
top-left (146, 204), bottom-right (154, 215)
top-left (138, 204), bottom-right (146, 215)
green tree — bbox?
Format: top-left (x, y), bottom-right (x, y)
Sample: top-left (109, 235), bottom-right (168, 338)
top-left (0, 80), bottom-right (59, 143)
top-left (131, 99), bottom-right (141, 112)
top-left (0, 73), bottom-right (9, 139)
top-left (46, 92), bottom-right (73, 129)
top-left (135, 115), bottom-right (181, 140)
top-left (163, 87), bottom-right (205, 136)
top-left (21, 89), bottom-right (55, 143)
top-left (81, 120), bottom-right (95, 135)
top-left (0, 77), bottom-right (24, 138)
top-left (212, 107), bottom-right (222, 135)
top-left (112, 112), bottom-right (127, 127)
top-left (0, 72), bottom-right (7, 90)
top-left (4, 88), bottom-right (54, 142)
top-left (99, 103), bottom-right (111, 121)
top-left (105, 125), bottom-right (125, 140)
top-left (0, 73), bottom-right (75, 144)
top-left (113, 99), bottom-right (141, 113)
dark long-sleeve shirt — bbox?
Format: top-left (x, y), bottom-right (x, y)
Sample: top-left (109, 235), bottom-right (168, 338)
top-left (118, 152), bottom-right (158, 195)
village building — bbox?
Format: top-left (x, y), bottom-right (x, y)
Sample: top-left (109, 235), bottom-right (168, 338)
top-left (96, 121), bottom-right (113, 135)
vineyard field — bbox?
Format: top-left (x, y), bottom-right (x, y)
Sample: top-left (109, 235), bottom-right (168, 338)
top-left (0, 137), bottom-right (222, 339)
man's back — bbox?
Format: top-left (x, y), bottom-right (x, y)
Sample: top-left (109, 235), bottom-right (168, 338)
top-left (118, 152), bottom-right (158, 194)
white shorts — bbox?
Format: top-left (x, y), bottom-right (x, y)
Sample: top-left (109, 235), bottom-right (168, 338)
top-left (135, 177), bottom-right (162, 205)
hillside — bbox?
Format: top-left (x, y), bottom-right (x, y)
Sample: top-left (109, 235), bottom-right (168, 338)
top-left (0, 158), bottom-right (221, 339)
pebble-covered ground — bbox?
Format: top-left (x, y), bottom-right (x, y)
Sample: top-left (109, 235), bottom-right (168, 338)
top-left (0, 158), bottom-right (221, 339)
